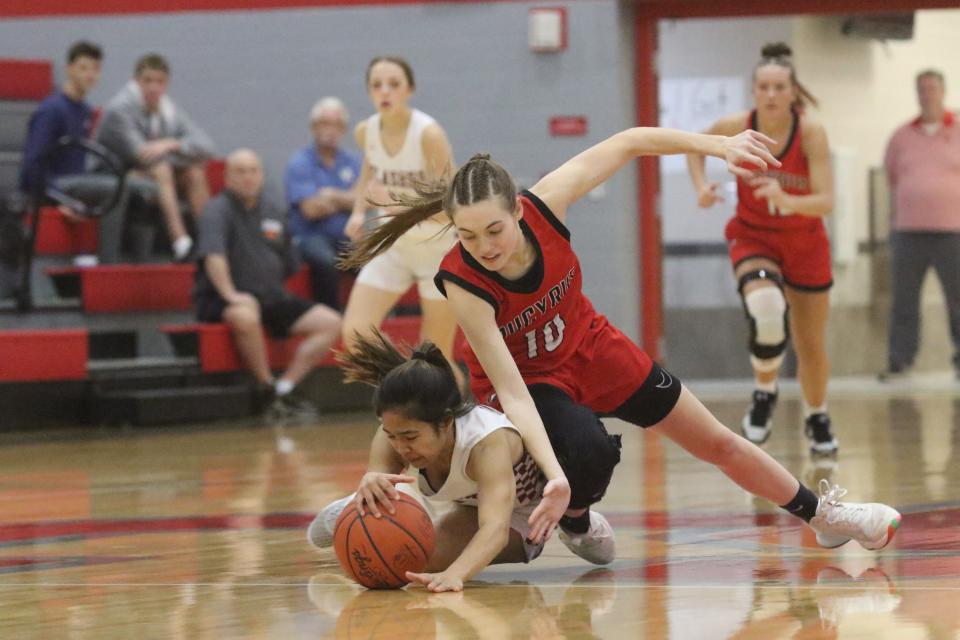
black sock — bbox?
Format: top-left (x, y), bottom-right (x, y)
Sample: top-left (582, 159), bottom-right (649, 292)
top-left (559, 511), bottom-right (590, 534)
top-left (779, 483), bottom-right (819, 523)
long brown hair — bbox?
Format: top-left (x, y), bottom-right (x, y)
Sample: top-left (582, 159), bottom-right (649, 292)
top-left (339, 153), bottom-right (517, 270)
top-left (336, 329), bottom-right (473, 426)
top-left (754, 42), bottom-right (818, 110)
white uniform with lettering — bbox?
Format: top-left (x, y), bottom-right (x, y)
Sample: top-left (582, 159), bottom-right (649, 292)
top-left (356, 108), bottom-right (456, 300)
top-left (414, 405), bottom-right (547, 562)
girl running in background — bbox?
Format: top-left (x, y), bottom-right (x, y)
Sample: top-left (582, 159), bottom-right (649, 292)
top-left (341, 56), bottom-right (461, 379)
top-left (687, 42), bottom-right (837, 455)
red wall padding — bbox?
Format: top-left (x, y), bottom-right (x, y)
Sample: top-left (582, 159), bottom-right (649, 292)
top-left (0, 59), bottom-right (53, 100)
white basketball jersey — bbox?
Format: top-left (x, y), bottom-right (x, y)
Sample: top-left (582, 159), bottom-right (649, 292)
top-left (364, 108), bottom-right (436, 198)
top-left (415, 406), bottom-right (545, 509)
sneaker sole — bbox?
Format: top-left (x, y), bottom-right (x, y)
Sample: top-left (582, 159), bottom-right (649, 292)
top-left (741, 417), bottom-right (771, 445)
top-left (809, 442), bottom-right (839, 456)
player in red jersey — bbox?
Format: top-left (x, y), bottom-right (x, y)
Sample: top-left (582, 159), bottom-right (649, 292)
top-left (340, 126), bottom-right (901, 566)
top-left (687, 42), bottom-right (838, 455)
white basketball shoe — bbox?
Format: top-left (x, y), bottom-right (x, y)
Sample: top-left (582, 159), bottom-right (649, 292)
top-left (809, 480), bottom-right (901, 550)
top-left (306, 494), bottom-right (355, 549)
top-left (559, 511), bottom-right (616, 565)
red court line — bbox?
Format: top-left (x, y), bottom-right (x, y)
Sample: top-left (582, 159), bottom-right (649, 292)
top-left (0, 513), bottom-right (313, 544)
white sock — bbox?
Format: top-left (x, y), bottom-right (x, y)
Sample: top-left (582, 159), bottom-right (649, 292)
top-left (275, 379), bottom-right (295, 397)
top-left (804, 402), bottom-right (827, 418)
top-left (172, 235), bottom-right (193, 259)
top-left (755, 379), bottom-right (778, 394)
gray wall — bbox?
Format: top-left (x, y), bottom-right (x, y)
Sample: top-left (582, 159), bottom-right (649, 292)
top-left (0, 1), bottom-right (640, 335)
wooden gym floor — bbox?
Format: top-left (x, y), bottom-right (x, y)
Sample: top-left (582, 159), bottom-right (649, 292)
top-left (1, 375), bottom-right (958, 639)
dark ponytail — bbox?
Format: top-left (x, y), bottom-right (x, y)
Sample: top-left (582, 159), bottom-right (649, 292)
top-left (336, 329), bottom-right (473, 426)
top-left (754, 42), bottom-right (818, 110)
top-left (339, 154), bottom-right (517, 270)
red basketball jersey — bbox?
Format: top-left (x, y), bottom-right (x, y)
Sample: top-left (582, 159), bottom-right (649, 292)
top-left (736, 109), bottom-right (819, 231)
top-left (435, 191), bottom-right (599, 382)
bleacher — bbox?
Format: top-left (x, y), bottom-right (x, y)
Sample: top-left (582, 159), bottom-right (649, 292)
top-left (0, 58), bottom-right (427, 428)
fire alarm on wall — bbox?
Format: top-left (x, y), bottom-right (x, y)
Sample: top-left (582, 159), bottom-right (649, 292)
top-left (529, 7), bottom-right (567, 53)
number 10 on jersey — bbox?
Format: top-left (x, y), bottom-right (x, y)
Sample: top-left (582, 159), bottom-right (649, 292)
top-left (525, 314), bottom-right (566, 359)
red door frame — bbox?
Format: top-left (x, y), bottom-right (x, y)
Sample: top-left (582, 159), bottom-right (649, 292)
top-left (634, 0), bottom-right (958, 359)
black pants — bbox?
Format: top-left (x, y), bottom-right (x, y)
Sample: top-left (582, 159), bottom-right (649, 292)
top-left (887, 231), bottom-right (960, 370)
top-left (528, 362), bottom-right (683, 510)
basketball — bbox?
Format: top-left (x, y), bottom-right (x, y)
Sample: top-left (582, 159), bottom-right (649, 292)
top-left (333, 492), bottom-right (435, 589)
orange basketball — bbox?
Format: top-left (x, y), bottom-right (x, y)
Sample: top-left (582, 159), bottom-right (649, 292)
top-left (333, 492), bottom-right (435, 589)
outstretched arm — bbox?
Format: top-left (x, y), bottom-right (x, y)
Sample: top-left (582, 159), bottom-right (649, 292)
top-left (531, 126), bottom-right (778, 222)
top-left (444, 282), bottom-right (570, 543)
top-left (407, 430), bottom-right (517, 592)
top-left (686, 113), bottom-right (747, 208)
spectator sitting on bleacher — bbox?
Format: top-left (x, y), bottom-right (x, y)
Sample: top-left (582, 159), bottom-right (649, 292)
top-left (97, 53), bottom-right (215, 262)
top-left (284, 97), bottom-right (360, 310)
top-left (18, 40), bottom-right (150, 265)
top-left (194, 148), bottom-right (342, 416)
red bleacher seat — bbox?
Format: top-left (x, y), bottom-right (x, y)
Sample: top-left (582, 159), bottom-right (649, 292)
top-left (0, 329), bottom-right (87, 381)
top-left (0, 59), bottom-right (53, 100)
top-left (162, 316), bottom-right (422, 374)
top-left (32, 207), bottom-right (98, 256)
top-left (43, 263), bottom-right (366, 313)
top-left (46, 264), bottom-right (194, 312)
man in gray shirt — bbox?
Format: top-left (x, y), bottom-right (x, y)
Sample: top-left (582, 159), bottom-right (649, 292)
top-left (194, 148), bottom-right (341, 411)
top-left (97, 53), bottom-right (215, 260)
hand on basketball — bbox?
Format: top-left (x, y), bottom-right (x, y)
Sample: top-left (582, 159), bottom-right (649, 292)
top-left (528, 476), bottom-right (571, 543)
top-left (723, 129), bottom-right (780, 178)
top-left (696, 183), bottom-right (724, 209)
top-left (749, 176), bottom-right (787, 209)
top-left (354, 472), bottom-right (415, 518)
top-left (405, 570), bottom-right (464, 593)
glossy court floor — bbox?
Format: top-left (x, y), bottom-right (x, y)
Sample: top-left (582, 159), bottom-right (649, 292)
top-left (1, 375), bottom-right (959, 639)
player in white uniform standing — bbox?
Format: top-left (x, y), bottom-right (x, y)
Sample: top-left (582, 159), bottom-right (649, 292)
top-left (307, 331), bottom-right (550, 593)
top-left (342, 57), bottom-right (460, 376)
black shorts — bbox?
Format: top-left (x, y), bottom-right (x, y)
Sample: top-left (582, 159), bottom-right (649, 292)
top-left (195, 294), bottom-right (313, 338)
top-left (607, 361), bottom-right (683, 428)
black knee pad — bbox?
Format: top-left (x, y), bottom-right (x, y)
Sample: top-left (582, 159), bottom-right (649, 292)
top-left (528, 384), bottom-right (622, 510)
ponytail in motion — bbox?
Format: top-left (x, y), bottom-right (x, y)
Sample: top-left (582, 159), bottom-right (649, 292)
top-left (336, 329), bottom-right (472, 427)
top-left (339, 153), bottom-right (518, 270)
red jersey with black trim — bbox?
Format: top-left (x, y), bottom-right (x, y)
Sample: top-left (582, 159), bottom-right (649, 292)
top-left (434, 191), bottom-right (599, 381)
top-left (736, 109), bottom-right (819, 231)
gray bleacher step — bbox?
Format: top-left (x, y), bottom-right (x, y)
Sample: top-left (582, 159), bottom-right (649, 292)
top-left (91, 383), bottom-right (255, 426)
top-left (0, 296), bottom-right (82, 312)
top-left (88, 355), bottom-right (200, 379)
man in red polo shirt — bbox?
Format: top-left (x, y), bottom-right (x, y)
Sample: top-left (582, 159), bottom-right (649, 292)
top-left (881, 69), bottom-right (960, 380)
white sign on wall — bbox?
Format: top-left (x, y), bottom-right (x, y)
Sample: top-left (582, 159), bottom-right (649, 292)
top-left (659, 76), bottom-right (745, 174)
